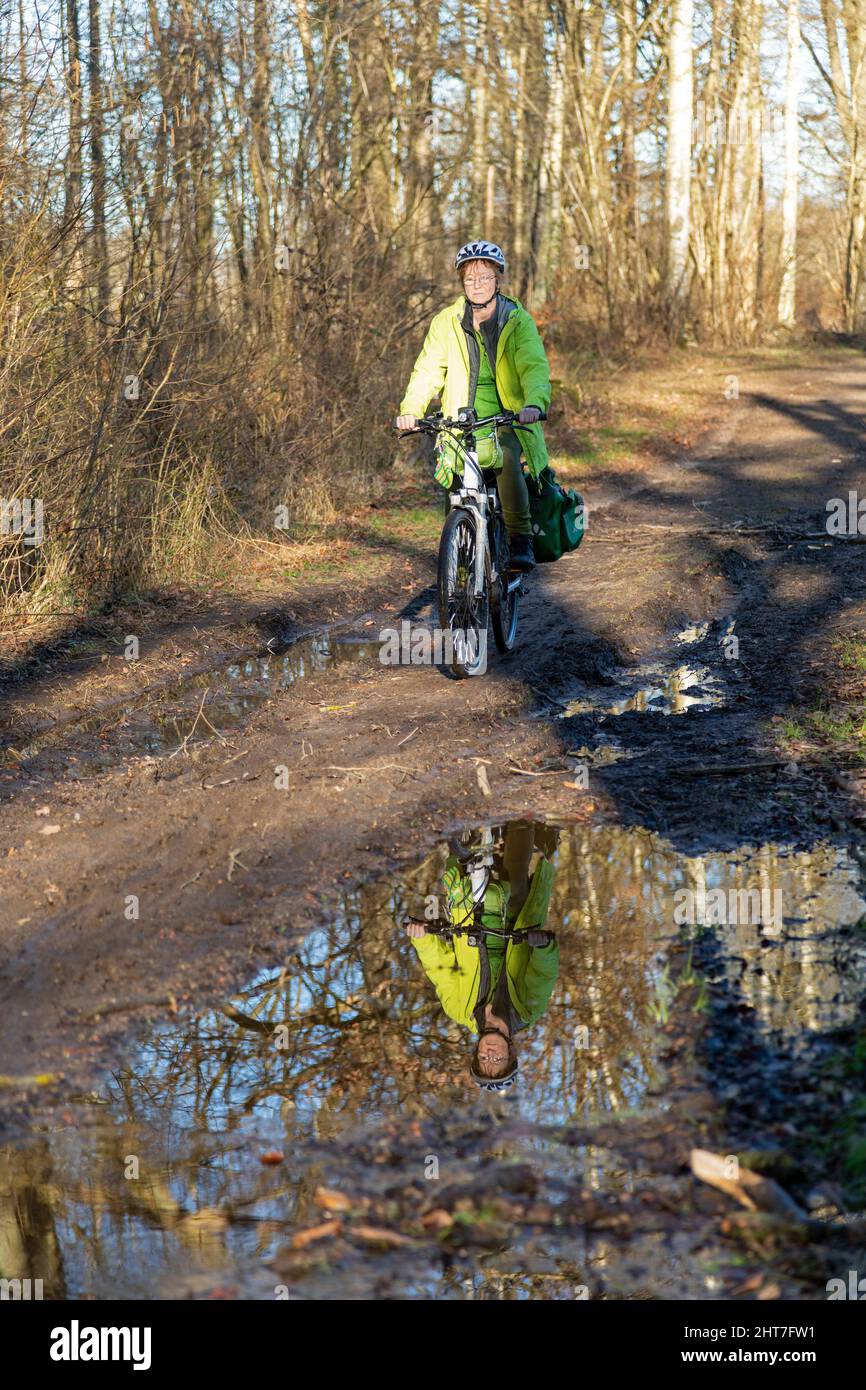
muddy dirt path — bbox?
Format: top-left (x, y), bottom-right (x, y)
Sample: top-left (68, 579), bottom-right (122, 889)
top-left (2, 352), bottom-right (866, 1298)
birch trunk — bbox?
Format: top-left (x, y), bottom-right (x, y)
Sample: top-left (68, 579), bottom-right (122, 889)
top-left (778, 0), bottom-right (800, 326)
top-left (471, 0), bottom-right (490, 233)
top-left (665, 0), bottom-right (694, 317)
top-left (544, 16), bottom-right (566, 298)
top-left (512, 37), bottom-right (528, 288)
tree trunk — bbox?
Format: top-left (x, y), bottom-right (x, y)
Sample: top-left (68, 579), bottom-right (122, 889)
top-left (63, 0), bottom-right (83, 234)
top-left (88, 0), bottom-right (109, 326)
top-left (471, 0), bottom-right (490, 233)
top-left (250, 0), bottom-right (274, 318)
top-left (665, 0), bottom-right (694, 322)
top-left (778, 0), bottom-right (800, 327)
top-left (512, 36), bottom-right (529, 289)
top-left (18, 0), bottom-right (28, 166)
top-left (618, 0), bottom-right (641, 307)
top-left (348, 6), bottom-right (395, 256)
top-left (727, 0), bottom-right (764, 342)
top-left (540, 12), bottom-right (566, 302)
top-left (404, 7), bottom-right (440, 282)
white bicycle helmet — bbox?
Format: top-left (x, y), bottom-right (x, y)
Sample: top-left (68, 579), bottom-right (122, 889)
top-left (472, 1069), bottom-right (518, 1093)
top-left (455, 240), bottom-right (506, 272)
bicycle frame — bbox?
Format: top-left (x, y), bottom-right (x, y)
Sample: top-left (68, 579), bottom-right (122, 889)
top-left (443, 423), bottom-right (525, 602)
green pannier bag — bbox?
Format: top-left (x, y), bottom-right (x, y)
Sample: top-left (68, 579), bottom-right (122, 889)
top-left (526, 466), bottom-right (586, 563)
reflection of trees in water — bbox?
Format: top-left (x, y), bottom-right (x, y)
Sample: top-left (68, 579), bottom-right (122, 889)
top-left (2, 827), bottom-right (862, 1297)
top-left (114, 827), bottom-right (695, 1131)
top-left (680, 842), bottom-right (865, 1036)
top-left (508, 827), bottom-right (679, 1122)
top-left (0, 1143), bottom-right (65, 1294)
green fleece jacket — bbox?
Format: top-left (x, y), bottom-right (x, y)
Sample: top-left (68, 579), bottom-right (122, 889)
top-left (399, 294), bottom-right (552, 480)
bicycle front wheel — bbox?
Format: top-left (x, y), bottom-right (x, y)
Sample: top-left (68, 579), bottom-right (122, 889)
top-left (437, 508), bottom-right (488, 678)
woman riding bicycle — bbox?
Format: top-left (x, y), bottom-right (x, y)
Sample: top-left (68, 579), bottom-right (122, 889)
top-left (395, 240), bottom-right (552, 574)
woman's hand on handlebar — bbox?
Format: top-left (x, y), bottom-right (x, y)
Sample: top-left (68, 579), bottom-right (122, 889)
top-left (396, 413), bottom-right (418, 431)
top-left (518, 406), bottom-right (542, 424)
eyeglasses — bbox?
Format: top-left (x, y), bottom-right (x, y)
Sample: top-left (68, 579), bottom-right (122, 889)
top-left (464, 270), bottom-right (497, 283)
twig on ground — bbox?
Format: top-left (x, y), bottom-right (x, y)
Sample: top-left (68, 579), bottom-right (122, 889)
top-left (320, 764), bottom-right (415, 775)
top-left (227, 848), bottom-right (249, 880)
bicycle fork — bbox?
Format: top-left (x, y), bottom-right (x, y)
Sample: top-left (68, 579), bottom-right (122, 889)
top-left (448, 497), bottom-right (525, 599)
top-left (448, 490), bottom-right (488, 599)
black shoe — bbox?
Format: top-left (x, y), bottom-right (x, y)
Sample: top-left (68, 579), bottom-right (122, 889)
top-left (508, 534), bottom-right (536, 572)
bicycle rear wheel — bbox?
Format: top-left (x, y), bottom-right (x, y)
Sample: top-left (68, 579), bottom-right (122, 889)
top-left (437, 508), bottom-right (488, 678)
top-left (491, 516), bottom-right (519, 653)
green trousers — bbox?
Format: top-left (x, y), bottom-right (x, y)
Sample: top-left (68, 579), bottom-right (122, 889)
top-left (472, 334), bottom-right (531, 536)
top-left (495, 428), bottom-right (532, 537)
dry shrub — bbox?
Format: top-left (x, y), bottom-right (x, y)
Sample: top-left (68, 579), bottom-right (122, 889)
top-left (0, 205), bottom-right (435, 616)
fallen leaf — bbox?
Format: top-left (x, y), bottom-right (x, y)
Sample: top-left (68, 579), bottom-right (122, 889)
top-left (352, 1224), bottom-right (414, 1248)
top-left (0, 1072), bottom-right (61, 1088)
top-left (314, 1187), bottom-right (352, 1212)
top-left (290, 1219), bottom-right (342, 1249)
top-left (690, 1149), bottom-right (806, 1220)
top-left (260, 1151), bottom-right (285, 1165)
top-left (39, 824), bottom-right (61, 835)
top-left (731, 1273), bottom-right (765, 1295)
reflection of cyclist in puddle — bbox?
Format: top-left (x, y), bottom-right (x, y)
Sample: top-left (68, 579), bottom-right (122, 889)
top-left (404, 821), bottom-right (559, 1092)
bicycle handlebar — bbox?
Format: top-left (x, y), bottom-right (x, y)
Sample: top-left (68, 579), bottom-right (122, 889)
top-left (398, 408), bottom-right (547, 438)
top-left (401, 915), bottom-right (554, 944)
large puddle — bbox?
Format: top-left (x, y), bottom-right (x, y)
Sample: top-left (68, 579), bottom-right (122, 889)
top-left (2, 822), bottom-right (864, 1299)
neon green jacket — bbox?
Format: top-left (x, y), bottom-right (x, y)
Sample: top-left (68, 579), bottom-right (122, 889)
top-left (399, 294), bottom-right (552, 481)
top-left (411, 857), bottom-right (559, 1033)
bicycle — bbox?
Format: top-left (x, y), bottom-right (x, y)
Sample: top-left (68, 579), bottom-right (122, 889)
top-left (399, 407), bottom-right (546, 679)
